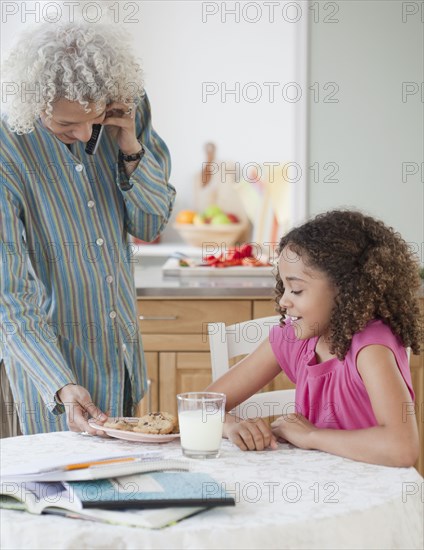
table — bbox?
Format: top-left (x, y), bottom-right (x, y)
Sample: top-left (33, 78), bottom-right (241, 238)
top-left (1, 432), bottom-right (423, 550)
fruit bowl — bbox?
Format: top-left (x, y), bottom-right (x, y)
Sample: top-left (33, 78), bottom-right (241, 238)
top-left (174, 223), bottom-right (246, 247)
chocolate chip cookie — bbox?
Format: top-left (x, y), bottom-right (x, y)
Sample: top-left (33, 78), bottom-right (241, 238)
top-left (133, 412), bottom-right (177, 434)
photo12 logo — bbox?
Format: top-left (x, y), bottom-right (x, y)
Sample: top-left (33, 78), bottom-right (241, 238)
top-left (401, 2), bottom-right (424, 23)
top-left (201, 2), bottom-right (340, 24)
top-left (202, 81), bottom-right (340, 104)
top-left (1, 1), bottom-right (140, 24)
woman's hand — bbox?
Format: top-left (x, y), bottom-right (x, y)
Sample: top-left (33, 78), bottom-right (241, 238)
top-left (56, 384), bottom-right (109, 436)
top-left (224, 414), bottom-right (278, 451)
top-left (101, 101), bottom-right (141, 155)
top-left (271, 413), bottom-right (317, 450)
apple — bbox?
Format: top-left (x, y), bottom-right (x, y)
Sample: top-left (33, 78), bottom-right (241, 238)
top-left (203, 205), bottom-right (223, 219)
top-left (226, 213), bottom-right (240, 224)
top-left (210, 213), bottom-right (231, 225)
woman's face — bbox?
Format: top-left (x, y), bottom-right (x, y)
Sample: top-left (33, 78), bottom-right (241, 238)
top-left (40, 98), bottom-right (107, 144)
top-left (277, 247), bottom-right (338, 340)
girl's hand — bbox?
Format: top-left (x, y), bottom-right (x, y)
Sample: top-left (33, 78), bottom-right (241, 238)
top-left (271, 413), bottom-right (317, 450)
top-left (224, 414), bottom-right (278, 451)
top-left (101, 101), bottom-right (140, 155)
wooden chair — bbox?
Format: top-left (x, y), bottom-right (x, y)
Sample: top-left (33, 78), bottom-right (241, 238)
top-left (208, 316), bottom-right (296, 419)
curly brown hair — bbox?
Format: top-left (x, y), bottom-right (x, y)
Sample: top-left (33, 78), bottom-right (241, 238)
top-left (274, 210), bottom-right (422, 359)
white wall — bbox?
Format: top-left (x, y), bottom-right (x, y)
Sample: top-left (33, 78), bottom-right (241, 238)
top-left (4, 1), bottom-right (420, 255)
top-left (127, 1), bottom-right (306, 241)
top-left (307, 0), bottom-right (423, 262)
top-left (1, 1), bottom-right (307, 244)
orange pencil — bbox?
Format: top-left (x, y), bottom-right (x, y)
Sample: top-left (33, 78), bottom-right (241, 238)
top-left (64, 457), bottom-right (137, 471)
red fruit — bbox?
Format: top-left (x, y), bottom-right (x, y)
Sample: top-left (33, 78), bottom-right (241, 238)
top-left (225, 248), bottom-right (243, 262)
top-left (226, 213), bottom-right (240, 224)
top-left (204, 255), bottom-right (220, 266)
top-left (240, 244), bottom-right (253, 258)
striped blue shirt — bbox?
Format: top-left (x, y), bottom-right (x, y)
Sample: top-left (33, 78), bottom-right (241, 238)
top-left (0, 93), bottom-right (176, 434)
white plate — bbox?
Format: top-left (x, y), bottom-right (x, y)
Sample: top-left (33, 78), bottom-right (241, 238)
top-left (162, 258), bottom-right (274, 277)
top-left (88, 417), bottom-right (180, 443)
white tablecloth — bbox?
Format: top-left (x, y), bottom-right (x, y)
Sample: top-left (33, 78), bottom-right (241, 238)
top-left (1, 431), bottom-right (423, 550)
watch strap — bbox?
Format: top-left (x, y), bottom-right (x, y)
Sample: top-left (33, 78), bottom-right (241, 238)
top-left (118, 144), bottom-right (145, 162)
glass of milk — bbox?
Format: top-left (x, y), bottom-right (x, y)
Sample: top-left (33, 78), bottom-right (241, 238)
top-left (177, 392), bottom-right (226, 459)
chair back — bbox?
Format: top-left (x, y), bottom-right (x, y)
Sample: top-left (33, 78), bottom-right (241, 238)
top-left (208, 315), bottom-right (281, 380)
top-left (208, 316), bottom-right (296, 419)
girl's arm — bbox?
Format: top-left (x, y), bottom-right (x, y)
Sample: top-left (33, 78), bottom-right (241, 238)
top-left (272, 344), bottom-right (419, 467)
top-left (205, 339), bottom-right (283, 451)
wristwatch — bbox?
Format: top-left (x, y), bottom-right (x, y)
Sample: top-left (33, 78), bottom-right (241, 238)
top-left (118, 143), bottom-right (145, 163)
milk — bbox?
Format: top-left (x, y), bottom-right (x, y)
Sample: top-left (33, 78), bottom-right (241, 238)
top-left (178, 409), bottom-right (224, 452)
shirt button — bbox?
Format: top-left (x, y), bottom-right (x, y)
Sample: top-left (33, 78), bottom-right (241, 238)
top-left (109, 311), bottom-right (117, 319)
top-left (105, 275), bottom-right (114, 284)
top-left (96, 238), bottom-right (104, 246)
top-left (75, 164), bottom-right (84, 172)
top-left (87, 200), bottom-right (95, 209)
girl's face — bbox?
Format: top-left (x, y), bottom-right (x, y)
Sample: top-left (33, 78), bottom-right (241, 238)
top-left (278, 247), bottom-right (338, 341)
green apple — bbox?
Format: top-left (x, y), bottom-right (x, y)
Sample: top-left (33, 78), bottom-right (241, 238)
top-left (210, 213), bottom-right (231, 225)
top-left (203, 204), bottom-right (223, 219)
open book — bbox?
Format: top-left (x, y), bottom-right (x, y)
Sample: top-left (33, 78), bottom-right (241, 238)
top-left (0, 482), bottom-right (206, 529)
top-left (1, 471), bottom-right (235, 527)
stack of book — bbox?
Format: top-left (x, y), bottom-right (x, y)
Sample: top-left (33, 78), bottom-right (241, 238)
top-left (0, 451), bottom-right (235, 529)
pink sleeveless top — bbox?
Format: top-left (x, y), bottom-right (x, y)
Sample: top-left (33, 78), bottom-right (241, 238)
top-left (269, 320), bottom-right (414, 429)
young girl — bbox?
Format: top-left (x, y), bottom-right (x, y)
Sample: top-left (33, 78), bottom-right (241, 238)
top-left (206, 210), bottom-right (421, 467)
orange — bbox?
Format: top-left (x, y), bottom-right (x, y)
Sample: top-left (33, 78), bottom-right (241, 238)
top-left (176, 210), bottom-right (197, 224)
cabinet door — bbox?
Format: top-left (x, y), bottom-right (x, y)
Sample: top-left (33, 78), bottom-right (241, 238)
top-left (159, 352), bottom-right (212, 416)
top-left (253, 299), bottom-right (278, 319)
top-left (410, 296), bottom-right (423, 476)
top-left (138, 300), bottom-right (251, 333)
top-left (410, 351), bottom-right (423, 476)
top-left (134, 352), bottom-right (159, 416)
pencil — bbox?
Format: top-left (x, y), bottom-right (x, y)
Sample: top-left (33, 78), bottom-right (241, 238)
top-left (64, 457), bottom-right (137, 471)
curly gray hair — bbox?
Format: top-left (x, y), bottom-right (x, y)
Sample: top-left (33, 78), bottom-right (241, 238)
top-left (1, 22), bottom-right (144, 134)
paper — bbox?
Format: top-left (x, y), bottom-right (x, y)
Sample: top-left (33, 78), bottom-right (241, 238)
top-left (0, 481), bottom-right (208, 529)
top-left (0, 451), bottom-right (166, 482)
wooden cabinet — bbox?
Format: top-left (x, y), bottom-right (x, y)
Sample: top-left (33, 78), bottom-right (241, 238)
top-left (135, 295), bottom-right (424, 476)
top-left (134, 297), bottom-right (293, 417)
top-left (409, 296), bottom-right (423, 476)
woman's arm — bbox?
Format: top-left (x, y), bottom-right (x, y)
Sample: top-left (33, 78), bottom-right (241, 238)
top-left (272, 344), bottom-right (419, 467)
top-left (206, 338), bottom-right (283, 451)
top-left (115, 93), bottom-right (176, 241)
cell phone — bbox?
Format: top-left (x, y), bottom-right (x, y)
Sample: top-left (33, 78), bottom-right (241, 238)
top-left (85, 124), bottom-right (104, 155)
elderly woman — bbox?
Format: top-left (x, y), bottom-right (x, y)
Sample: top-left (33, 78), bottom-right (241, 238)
top-left (0, 22), bottom-right (176, 435)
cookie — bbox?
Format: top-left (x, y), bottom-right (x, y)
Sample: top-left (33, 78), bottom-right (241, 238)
top-left (103, 418), bottom-right (136, 431)
top-left (133, 412), bottom-right (177, 434)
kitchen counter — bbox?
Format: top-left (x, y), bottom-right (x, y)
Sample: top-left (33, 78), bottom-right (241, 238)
top-left (133, 260), bottom-right (275, 298)
top-left (131, 251), bottom-right (424, 299)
